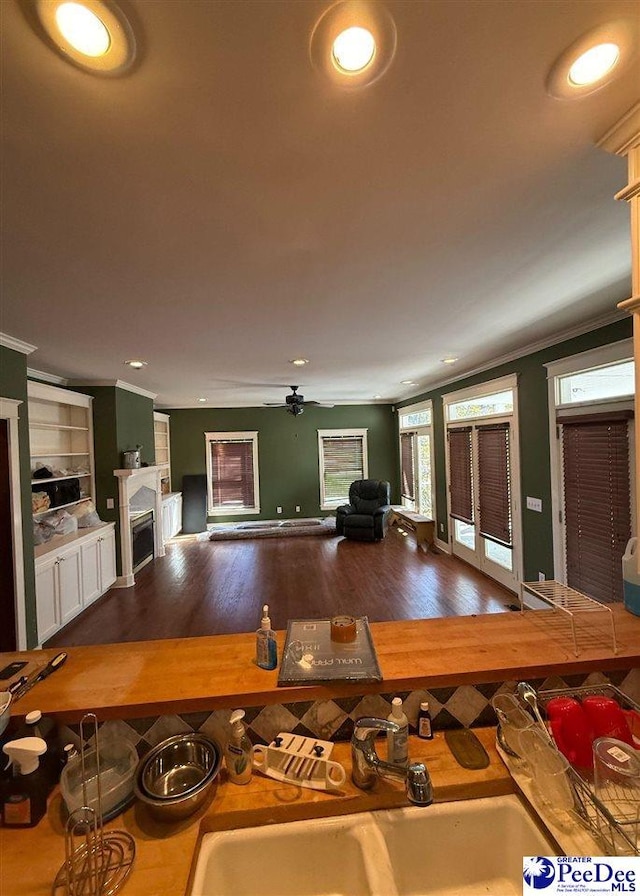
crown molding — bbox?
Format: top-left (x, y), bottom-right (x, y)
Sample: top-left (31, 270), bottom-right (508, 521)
top-left (71, 379), bottom-right (157, 400)
top-left (597, 102), bottom-right (640, 156)
top-left (1, 333), bottom-right (37, 355)
top-left (395, 308), bottom-right (628, 404)
top-left (27, 367), bottom-right (68, 385)
top-left (154, 400), bottom-right (381, 410)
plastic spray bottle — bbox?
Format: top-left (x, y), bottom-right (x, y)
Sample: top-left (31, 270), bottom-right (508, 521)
top-left (1, 737), bottom-right (48, 827)
top-left (256, 604), bottom-right (278, 670)
top-left (225, 710), bottom-right (253, 784)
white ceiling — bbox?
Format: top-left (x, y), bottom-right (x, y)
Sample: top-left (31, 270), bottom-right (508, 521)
top-left (1, 0), bottom-right (639, 408)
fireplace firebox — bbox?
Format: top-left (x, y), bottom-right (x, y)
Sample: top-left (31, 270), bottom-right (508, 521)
top-left (131, 511), bottom-right (154, 573)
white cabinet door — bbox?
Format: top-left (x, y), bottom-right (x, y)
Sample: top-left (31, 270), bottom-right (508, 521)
top-left (35, 556), bottom-right (59, 643)
top-left (162, 501), bottom-right (173, 543)
top-left (162, 495), bottom-right (183, 540)
top-left (81, 538), bottom-right (102, 606)
top-left (171, 495), bottom-right (182, 537)
top-left (98, 528), bottom-right (116, 591)
top-left (57, 546), bottom-right (83, 624)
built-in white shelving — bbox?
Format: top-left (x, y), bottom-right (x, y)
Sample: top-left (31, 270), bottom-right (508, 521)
top-left (154, 411), bottom-right (171, 491)
top-left (28, 381), bottom-right (96, 517)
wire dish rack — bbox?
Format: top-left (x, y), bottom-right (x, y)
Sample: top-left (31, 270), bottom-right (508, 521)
top-left (537, 684), bottom-right (639, 857)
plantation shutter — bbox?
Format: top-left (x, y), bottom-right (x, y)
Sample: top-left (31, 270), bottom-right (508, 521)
top-left (477, 423), bottom-right (512, 547)
top-left (210, 440), bottom-right (255, 508)
top-left (448, 427), bottom-right (473, 524)
top-left (322, 436), bottom-right (364, 505)
top-left (560, 414), bottom-right (632, 603)
top-left (400, 432), bottom-right (415, 503)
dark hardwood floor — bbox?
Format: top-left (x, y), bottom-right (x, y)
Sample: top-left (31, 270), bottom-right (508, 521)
top-left (46, 528), bottom-right (516, 647)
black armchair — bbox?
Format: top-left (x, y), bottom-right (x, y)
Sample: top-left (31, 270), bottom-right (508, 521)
top-left (336, 479), bottom-right (391, 542)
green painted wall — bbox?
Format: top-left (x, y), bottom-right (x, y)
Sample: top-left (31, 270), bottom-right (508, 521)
top-left (0, 346), bottom-right (37, 647)
top-left (115, 389), bottom-right (156, 468)
top-left (77, 385), bottom-right (155, 572)
top-left (397, 318), bottom-right (633, 582)
top-left (165, 403), bottom-right (399, 521)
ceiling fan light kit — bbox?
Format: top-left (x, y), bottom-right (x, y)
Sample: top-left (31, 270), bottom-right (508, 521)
top-left (265, 386), bottom-right (335, 415)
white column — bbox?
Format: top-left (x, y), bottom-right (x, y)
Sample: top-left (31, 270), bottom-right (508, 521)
top-left (599, 103), bottom-right (640, 574)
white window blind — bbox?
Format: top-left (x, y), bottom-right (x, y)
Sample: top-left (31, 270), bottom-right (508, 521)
top-left (318, 430), bottom-right (368, 508)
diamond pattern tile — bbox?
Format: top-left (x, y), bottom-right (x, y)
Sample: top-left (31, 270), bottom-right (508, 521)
top-left (350, 693), bottom-right (393, 721)
top-left (620, 668), bottom-right (640, 703)
top-left (145, 714), bottom-right (192, 746)
top-left (250, 704), bottom-right (301, 744)
top-left (300, 700), bottom-right (347, 740)
top-left (198, 710), bottom-right (232, 747)
top-left (443, 685), bottom-right (489, 728)
top-left (75, 668), bottom-right (636, 754)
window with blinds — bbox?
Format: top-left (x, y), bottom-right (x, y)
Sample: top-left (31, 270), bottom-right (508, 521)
top-left (318, 429), bottom-right (368, 508)
top-left (477, 422), bottom-right (512, 547)
top-left (205, 431), bottom-right (260, 514)
top-left (448, 427), bottom-right (473, 524)
top-left (560, 413), bottom-right (632, 603)
top-left (400, 432), bottom-right (415, 504)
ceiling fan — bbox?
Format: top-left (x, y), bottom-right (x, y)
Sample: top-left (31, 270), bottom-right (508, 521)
top-left (264, 386), bottom-right (335, 416)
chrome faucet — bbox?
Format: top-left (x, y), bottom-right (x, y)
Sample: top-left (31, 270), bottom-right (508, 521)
top-left (351, 717), bottom-right (433, 806)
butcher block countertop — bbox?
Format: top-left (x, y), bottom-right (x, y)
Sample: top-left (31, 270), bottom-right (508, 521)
top-left (0, 730), bottom-right (513, 896)
top-left (3, 605), bottom-right (640, 722)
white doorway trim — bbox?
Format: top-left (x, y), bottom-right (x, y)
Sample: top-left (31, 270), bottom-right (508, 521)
top-left (442, 374), bottom-right (522, 592)
top-left (0, 397), bottom-right (27, 650)
top-left (545, 338), bottom-right (635, 581)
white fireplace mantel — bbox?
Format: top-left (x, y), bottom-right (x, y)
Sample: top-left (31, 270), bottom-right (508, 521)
top-left (114, 466), bottom-right (166, 587)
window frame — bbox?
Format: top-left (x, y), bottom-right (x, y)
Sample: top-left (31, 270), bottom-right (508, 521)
top-left (205, 430), bottom-right (260, 516)
top-left (317, 428), bottom-right (368, 510)
top-left (398, 400), bottom-right (435, 518)
top-left (442, 374), bottom-right (522, 591)
top-left (545, 339), bottom-right (635, 582)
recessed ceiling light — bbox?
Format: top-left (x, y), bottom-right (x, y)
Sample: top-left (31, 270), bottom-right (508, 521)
top-left (568, 43), bottom-right (620, 86)
top-left (441, 357), bottom-right (459, 365)
top-left (290, 358), bottom-right (309, 366)
top-left (332, 26), bottom-right (376, 73)
top-left (546, 20), bottom-right (636, 99)
top-left (374, 394), bottom-right (382, 399)
top-left (401, 380), bottom-right (418, 386)
top-left (197, 397), bottom-right (207, 403)
top-left (310, 1), bottom-right (396, 90)
top-left (55, 2), bottom-right (111, 56)
top-left (34, 0), bottom-right (136, 76)
top-left (124, 359), bottom-right (147, 369)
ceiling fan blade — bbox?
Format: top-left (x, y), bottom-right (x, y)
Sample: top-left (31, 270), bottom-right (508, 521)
top-left (263, 402), bottom-right (287, 407)
top-left (303, 401), bottom-right (335, 408)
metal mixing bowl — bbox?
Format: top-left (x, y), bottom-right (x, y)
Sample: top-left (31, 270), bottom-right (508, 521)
top-left (134, 733), bottom-right (221, 821)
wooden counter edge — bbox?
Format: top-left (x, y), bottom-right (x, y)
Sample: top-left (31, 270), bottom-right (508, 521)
top-left (4, 605), bottom-right (640, 721)
top-left (0, 730), bottom-right (513, 896)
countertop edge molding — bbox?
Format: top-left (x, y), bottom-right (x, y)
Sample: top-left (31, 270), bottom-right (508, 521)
top-left (5, 607), bottom-right (640, 721)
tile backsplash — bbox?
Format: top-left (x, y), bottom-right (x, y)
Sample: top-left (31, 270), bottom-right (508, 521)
top-left (60, 666), bottom-right (640, 759)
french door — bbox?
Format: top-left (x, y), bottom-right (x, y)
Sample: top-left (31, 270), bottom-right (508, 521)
top-left (559, 414), bottom-right (633, 602)
top-left (447, 418), bottom-right (521, 592)
top-left (400, 430), bottom-right (433, 518)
